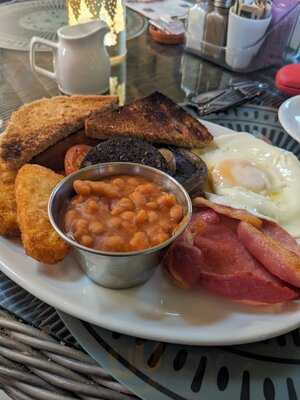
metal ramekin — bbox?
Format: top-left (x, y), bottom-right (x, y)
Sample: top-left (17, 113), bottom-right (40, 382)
top-left (48, 162), bottom-right (192, 289)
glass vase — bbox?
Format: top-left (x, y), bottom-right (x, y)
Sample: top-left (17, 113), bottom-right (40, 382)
top-left (67, 0), bottom-right (126, 64)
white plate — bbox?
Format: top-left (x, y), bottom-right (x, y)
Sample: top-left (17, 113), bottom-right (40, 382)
top-left (278, 95), bottom-right (300, 144)
top-left (1, 120), bottom-right (300, 346)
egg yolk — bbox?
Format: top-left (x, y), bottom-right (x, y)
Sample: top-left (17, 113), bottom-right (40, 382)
top-left (212, 160), bottom-right (271, 193)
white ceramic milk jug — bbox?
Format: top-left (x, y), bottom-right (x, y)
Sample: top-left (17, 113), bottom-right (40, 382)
top-left (30, 21), bottom-right (111, 95)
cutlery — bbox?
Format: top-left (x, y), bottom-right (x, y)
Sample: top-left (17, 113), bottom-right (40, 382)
top-left (183, 81), bottom-right (268, 116)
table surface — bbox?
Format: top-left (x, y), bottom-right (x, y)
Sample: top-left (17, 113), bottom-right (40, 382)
top-left (0, 27), bottom-right (286, 129)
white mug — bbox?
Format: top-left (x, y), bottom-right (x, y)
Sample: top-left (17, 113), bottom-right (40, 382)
top-left (30, 21), bottom-right (111, 95)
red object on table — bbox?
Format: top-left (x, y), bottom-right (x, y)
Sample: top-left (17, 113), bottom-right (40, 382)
top-left (275, 64), bottom-right (300, 95)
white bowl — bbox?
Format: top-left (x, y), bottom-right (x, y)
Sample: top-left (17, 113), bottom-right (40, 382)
top-left (278, 95), bottom-right (300, 144)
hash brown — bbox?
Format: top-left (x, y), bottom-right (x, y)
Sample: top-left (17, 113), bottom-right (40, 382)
top-left (0, 161), bottom-right (19, 236)
top-left (15, 164), bottom-right (69, 264)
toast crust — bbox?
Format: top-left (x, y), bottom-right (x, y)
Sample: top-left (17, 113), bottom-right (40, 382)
top-left (85, 92), bottom-right (213, 148)
top-left (0, 95), bottom-right (118, 169)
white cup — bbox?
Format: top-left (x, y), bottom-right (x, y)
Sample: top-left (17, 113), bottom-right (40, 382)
top-left (226, 8), bottom-right (272, 71)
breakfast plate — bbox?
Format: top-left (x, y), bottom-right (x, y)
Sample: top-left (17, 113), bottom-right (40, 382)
top-left (1, 115), bottom-right (300, 346)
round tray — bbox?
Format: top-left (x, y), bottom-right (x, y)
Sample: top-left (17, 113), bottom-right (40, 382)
top-left (60, 104), bottom-right (300, 400)
top-left (61, 311), bottom-right (300, 400)
top-left (0, 0), bottom-right (147, 51)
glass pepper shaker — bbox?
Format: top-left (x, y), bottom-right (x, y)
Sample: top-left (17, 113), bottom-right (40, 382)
top-left (202, 0), bottom-right (233, 60)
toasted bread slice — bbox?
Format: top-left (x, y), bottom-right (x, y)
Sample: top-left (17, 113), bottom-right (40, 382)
top-left (15, 164), bottom-right (69, 264)
top-left (85, 92), bottom-right (213, 148)
top-left (0, 95), bottom-right (118, 169)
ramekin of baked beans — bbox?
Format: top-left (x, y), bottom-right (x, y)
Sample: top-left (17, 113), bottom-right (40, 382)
top-left (64, 175), bottom-right (185, 252)
top-left (48, 162), bottom-right (192, 289)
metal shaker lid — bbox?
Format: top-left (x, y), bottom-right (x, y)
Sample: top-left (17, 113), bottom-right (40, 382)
top-left (213, 0), bottom-right (233, 7)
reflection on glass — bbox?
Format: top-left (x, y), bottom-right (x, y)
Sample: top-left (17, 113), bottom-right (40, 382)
top-left (67, 0), bottom-right (126, 63)
top-left (180, 52), bottom-right (231, 98)
top-left (110, 57), bottom-right (126, 105)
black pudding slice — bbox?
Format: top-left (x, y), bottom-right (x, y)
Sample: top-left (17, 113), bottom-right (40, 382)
top-left (81, 137), bottom-right (171, 174)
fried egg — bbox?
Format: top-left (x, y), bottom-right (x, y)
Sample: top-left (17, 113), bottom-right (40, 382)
top-left (195, 132), bottom-right (300, 239)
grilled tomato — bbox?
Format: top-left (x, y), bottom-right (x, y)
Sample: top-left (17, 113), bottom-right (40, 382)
top-left (64, 144), bottom-right (92, 175)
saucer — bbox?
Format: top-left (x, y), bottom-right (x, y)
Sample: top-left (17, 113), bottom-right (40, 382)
top-left (278, 96), bottom-right (300, 143)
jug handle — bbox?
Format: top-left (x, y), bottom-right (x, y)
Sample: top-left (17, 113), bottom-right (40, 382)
top-left (30, 37), bottom-right (58, 81)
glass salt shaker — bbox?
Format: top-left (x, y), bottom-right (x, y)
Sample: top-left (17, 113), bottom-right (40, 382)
top-left (185, 0), bottom-right (213, 51)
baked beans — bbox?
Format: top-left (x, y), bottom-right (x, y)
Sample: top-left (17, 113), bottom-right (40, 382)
top-left (64, 175), bottom-right (184, 252)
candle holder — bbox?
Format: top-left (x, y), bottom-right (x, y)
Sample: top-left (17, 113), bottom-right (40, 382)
top-left (67, 0), bottom-right (126, 63)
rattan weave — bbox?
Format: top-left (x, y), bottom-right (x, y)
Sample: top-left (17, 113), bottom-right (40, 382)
top-left (0, 277), bottom-right (137, 400)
